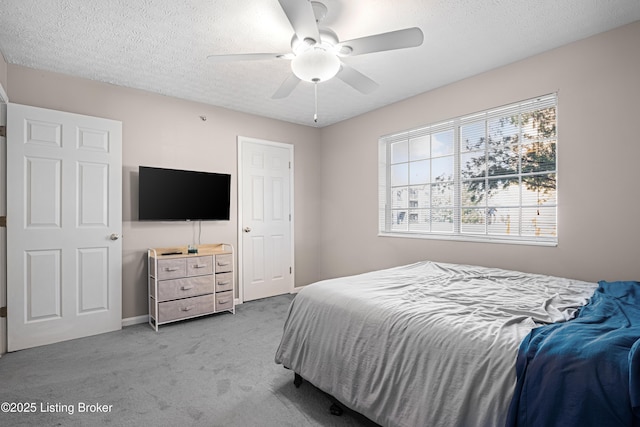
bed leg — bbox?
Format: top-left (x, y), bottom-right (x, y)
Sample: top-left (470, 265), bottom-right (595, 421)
top-left (293, 373), bottom-right (303, 388)
top-left (329, 402), bottom-right (344, 416)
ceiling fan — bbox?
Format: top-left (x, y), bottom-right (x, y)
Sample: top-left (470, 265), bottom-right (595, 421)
top-left (207, 0), bottom-right (424, 121)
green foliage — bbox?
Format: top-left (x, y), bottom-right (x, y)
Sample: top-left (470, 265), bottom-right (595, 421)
top-left (462, 107), bottom-right (556, 205)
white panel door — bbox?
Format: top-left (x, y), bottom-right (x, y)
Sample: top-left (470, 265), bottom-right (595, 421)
top-left (0, 89), bottom-right (7, 355)
top-left (6, 103), bottom-right (122, 351)
top-left (240, 137), bottom-right (293, 301)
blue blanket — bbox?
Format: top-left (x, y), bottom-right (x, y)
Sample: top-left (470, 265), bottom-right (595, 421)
top-left (506, 280), bottom-right (640, 427)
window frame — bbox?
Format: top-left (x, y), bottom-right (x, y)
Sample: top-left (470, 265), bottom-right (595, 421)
top-left (378, 94), bottom-right (558, 246)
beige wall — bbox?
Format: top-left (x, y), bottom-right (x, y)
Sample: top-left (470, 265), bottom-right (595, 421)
top-left (0, 51), bottom-right (7, 92)
top-left (319, 21), bottom-right (640, 283)
top-left (6, 66), bottom-right (322, 319)
top-left (5, 21), bottom-right (640, 321)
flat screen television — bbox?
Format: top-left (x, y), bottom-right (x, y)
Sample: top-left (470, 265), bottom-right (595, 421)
top-left (138, 166), bottom-right (231, 221)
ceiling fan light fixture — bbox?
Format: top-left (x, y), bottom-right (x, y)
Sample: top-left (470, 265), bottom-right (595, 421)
top-left (291, 47), bottom-right (340, 82)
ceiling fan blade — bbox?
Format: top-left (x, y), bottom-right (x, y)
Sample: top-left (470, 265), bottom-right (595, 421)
top-left (272, 73), bottom-right (301, 99)
top-left (278, 0), bottom-right (320, 44)
top-left (336, 63), bottom-right (379, 94)
top-left (337, 27), bottom-right (424, 56)
top-left (207, 53), bottom-right (290, 63)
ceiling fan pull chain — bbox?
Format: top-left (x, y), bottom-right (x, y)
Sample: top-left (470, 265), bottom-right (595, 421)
top-left (313, 79), bottom-right (319, 123)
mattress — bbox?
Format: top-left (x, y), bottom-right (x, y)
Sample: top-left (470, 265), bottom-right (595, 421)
top-left (275, 261), bottom-right (597, 427)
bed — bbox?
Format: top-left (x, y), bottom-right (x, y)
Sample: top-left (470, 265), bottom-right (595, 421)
top-left (274, 261), bottom-right (638, 427)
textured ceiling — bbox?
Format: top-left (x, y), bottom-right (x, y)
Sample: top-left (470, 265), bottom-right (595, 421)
top-left (1, 0), bottom-right (639, 127)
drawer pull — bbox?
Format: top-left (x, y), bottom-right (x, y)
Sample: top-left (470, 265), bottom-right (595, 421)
top-left (218, 298), bottom-right (231, 304)
top-left (180, 285), bottom-right (194, 291)
top-left (164, 267), bottom-right (180, 272)
top-left (217, 261), bottom-right (230, 266)
top-left (193, 264), bottom-right (207, 269)
top-left (217, 280), bottom-right (231, 286)
top-left (181, 305), bottom-right (195, 312)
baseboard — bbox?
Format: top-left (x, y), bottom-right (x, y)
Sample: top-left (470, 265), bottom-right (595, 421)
top-left (234, 289), bottom-right (300, 306)
top-left (122, 314), bottom-right (149, 327)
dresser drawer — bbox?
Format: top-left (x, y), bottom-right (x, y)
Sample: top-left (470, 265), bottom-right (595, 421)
top-left (154, 294), bottom-right (215, 323)
top-left (153, 275), bottom-right (215, 302)
top-left (215, 290), bottom-right (233, 312)
top-left (215, 254), bottom-right (233, 273)
top-left (155, 258), bottom-right (186, 280)
top-left (187, 255), bottom-right (214, 276)
top-left (215, 272), bottom-right (233, 292)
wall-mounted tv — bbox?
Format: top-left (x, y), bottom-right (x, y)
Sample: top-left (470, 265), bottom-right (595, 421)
top-left (138, 166), bottom-right (231, 221)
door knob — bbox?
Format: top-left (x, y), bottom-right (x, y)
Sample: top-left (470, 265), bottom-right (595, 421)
top-left (109, 233), bottom-right (120, 240)
top-left (243, 227), bottom-right (251, 233)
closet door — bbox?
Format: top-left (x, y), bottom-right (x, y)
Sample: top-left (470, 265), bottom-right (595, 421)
top-left (239, 137), bottom-right (294, 302)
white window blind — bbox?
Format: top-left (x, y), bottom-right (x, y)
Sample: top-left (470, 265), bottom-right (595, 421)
top-left (379, 93), bottom-right (558, 245)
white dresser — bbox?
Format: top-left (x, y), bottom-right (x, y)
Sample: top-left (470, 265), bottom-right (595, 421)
top-left (148, 243), bottom-right (234, 331)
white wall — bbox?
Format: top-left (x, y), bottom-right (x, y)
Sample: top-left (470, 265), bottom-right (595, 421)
top-left (318, 21), bottom-right (640, 283)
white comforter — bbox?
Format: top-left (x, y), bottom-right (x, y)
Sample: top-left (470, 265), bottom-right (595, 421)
top-left (275, 261), bottom-right (597, 427)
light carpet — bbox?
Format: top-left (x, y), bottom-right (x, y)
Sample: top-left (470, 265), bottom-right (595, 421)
top-left (0, 294), bottom-right (379, 427)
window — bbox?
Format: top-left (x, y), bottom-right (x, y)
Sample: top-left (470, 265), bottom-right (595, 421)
top-left (379, 94), bottom-right (557, 245)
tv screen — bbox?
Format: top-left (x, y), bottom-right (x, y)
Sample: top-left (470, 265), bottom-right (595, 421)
top-left (138, 166), bottom-right (231, 221)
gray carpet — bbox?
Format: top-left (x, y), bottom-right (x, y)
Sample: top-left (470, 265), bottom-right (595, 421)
top-left (0, 294), bottom-right (379, 427)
